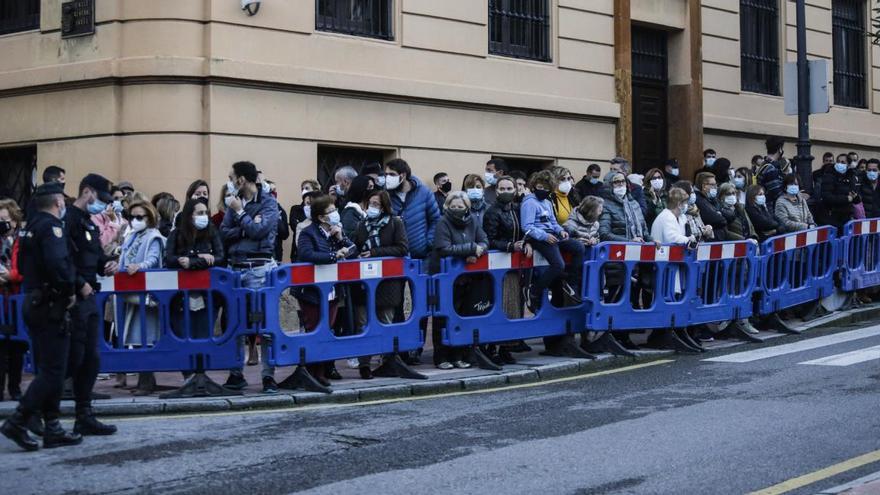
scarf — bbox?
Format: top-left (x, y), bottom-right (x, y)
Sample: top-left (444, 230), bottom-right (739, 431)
top-left (364, 214), bottom-right (390, 251)
top-left (621, 197), bottom-right (644, 240)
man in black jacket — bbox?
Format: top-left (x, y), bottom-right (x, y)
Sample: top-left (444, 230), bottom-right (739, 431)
top-left (860, 159), bottom-right (880, 219)
top-left (821, 158), bottom-right (858, 231)
top-left (694, 171), bottom-right (727, 241)
top-left (575, 164), bottom-right (606, 199)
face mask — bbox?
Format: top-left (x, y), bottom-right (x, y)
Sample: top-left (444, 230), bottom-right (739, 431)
top-left (261, 182), bottom-right (271, 194)
top-left (226, 180), bottom-right (238, 196)
top-left (497, 191), bottom-right (515, 204)
top-left (440, 181), bottom-right (452, 193)
top-left (723, 195), bottom-right (737, 206)
top-left (688, 193), bottom-right (697, 205)
top-left (130, 219), bottom-right (147, 232)
top-left (301, 189), bottom-right (312, 197)
top-left (466, 188), bottom-right (484, 201)
top-left (334, 184), bottom-right (346, 196)
top-left (786, 185), bottom-right (800, 196)
top-left (650, 179), bottom-right (664, 191)
top-left (534, 189), bottom-right (550, 201)
top-left (447, 207), bottom-right (468, 220)
top-left (558, 180), bottom-right (572, 195)
top-left (867, 171), bottom-right (879, 182)
top-left (193, 215), bottom-right (209, 230)
top-left (385, 175), bottom-right (402, 190)
top-left (376, 176), bottom-right (386, 188)
top-left (613, 186), bottom-right (627, 198)
top-left (112, 200), bottom-right (124, 214)
top-left (0, 221), bottom-right (10, 237)
top-left (734, 177), bottom-right (746, 189)
top-left (224, 195), bottom-right (235, 208)
top-left (705, 158), bottom-right (716, 167)
top-left (755, 195), bottom-right (767, 206)
top-left (835, 163), bottom-right (848, 174)
top-left (669, 168), bottom-right (680, 177)
top-left (325, 210), bottom-right (341, 226)
top-left (708, 188), bottom-right (718, 199)
top-left (58, 202), bottom-right (67, 220)
top-left (589, 177), bottom-right (600, 184)
top-left (678, 203), bottom-right (689, 213)
top-left (366, 206), bottom-right (382, 219)
top-left (484, 173), bottom-right (498, 186)
top-left (88, 199), bottom-right (107, 215)
top-left (303, 205), bottom-right (311, 219)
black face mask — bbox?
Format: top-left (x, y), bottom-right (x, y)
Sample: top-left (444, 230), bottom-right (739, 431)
top-left (0, 221), bottom-right (10, 237)
top-left (534, 189), bottom-right (550, 201)
top-left (497, 192), bottom-right (515, 204)
top-left (440, 182), bottom-right (452, 193)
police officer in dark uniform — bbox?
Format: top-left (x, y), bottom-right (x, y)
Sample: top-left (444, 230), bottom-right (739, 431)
top-left (65, 174), bottom-right (118, 436)
top-left (0, 183), bottom-right (81, 451)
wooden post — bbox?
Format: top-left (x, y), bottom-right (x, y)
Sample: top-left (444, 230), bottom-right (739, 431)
top-left (614, 0), bottom-right (633, 162)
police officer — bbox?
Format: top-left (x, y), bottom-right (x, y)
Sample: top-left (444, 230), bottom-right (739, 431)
top-left (0, 183), bottom-right (81, 451)
top-left (65, 174), bottom-right (118, 436)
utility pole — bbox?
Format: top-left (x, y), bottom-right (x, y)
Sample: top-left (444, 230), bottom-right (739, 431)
top-left (794, 0), bottom-right (814, 194)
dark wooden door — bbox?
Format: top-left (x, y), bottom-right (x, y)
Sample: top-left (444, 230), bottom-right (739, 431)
top-left (0, 145), bottom-right (36, 207)
top-left (631, 27), bottom-right (669, 174)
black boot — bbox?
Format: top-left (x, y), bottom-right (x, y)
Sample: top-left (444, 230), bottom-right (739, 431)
top-left (0, 409), bottom-right (39, 451)
top-left (26, 415), bottom-right (44, 437)
top-left (43, 417), bottom-right (83, 449)
top-left (74, 407), bottom-right (117, 436)
top-left (7, 347), bottom-right (23, 401)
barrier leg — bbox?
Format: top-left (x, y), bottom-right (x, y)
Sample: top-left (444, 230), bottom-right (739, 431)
top-left (674, 329), bottom-right (706, 353)
top-left (757, 313), bottom-right (801, 335)
top-left (720, 320), bottom-right (765, 343)
top-left (372, 354), bottom-right (428, 380)
top-left (278, 365), bottom-right (332, 394)
top-left (541, 334), bottom-right (596, 360)
top-left (161, 356), bottom-right (242, 399)
top-left (469, 345), bottom-right (503, 371)
top-left (795, 301), bottom-right (827, 322)
top-left (590, 332), bottom-right (636, 358)
top-left (663, 330), bottom-right (701, 354)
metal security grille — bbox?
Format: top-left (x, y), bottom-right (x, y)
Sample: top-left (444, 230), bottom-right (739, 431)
top-left (316, 146), bottom-right (387, 190)
top-left (0, 146), bottom-right (36, 209)
top-left (0, 0), bottom-right (39, 36)
top-left (632, 28), bottom-right (668, 83)
top-left (489, 0), bottom-right (551, 62)
top-left (832, 0), bottom-right (867, 108)
top-left (316, 0), bottom-right (393, 40)
top-left (740, 0), bottom-right (780, 95)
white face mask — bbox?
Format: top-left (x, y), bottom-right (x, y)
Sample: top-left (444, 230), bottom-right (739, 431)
top-left (301, 189), bottom-right (311, 197)
top-left (130, 219), bottom-right (147, 232)
top-left (325, 210), bottom-right (341, 226)
top-left (688, 193), bottom-right (697, 205)
top-left (303, 205), bottom-right (311, 219)
top-left (224, 195), bottom-right (235, 208)
top-left (376, 176), bottom-right (386, 188)
top-left (613, 186), bottom-right (627, 198)
top-left (558, 180), bottom-right (572, 195)
top-left (112, 200), bottom-right (124, 214)
top-left (650, 178), bottom-right (664, 191)
top-left (723, 195), bottom-right (737, 206)
top-left (193, 215), bottom-right (209, 230)
top-left (669, 168), bottom-right (680, 177)
top-left (385, 175), bottom-right (402, 190)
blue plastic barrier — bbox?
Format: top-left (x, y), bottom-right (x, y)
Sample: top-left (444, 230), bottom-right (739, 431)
top-left (757, 226), bottom-right (837, 315)
top-left (260, 257), bottom-right (427, 366)
top-left (584, 242), bottom-right (692, 331)
top-left (433, 250), bottom-right (585, 347)
top-left (89, 268), bottom-right (247, 373)
top-left (688, 240), bottom-right (758, 325)
top-left (840, 218), bottom-right (880, 291)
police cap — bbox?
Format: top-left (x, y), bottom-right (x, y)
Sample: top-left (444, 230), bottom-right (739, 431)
top-left (80, 174), bottom-right (114, 203)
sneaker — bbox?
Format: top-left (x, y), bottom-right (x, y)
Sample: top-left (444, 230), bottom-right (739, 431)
top-left (262, 376), bottom-right (278, 394)
top-left (436, 362), bottom-right (454, 370)
top-left (453, 361), bottom-right (471, 369)
top-left (224, 373), bottom-right (248, 390)
top-left (740, 320), bottom-right (760, 335)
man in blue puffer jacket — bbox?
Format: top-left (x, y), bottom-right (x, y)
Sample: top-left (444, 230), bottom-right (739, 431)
top-left (385, 159), bottom-right (441, 259)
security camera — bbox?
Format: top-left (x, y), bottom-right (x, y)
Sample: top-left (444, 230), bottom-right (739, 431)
top-left (241, 0), bottom-right (260, 16)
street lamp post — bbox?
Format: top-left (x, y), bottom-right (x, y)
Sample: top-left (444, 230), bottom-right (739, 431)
top-left (794, 0), bottom-right (814, 194)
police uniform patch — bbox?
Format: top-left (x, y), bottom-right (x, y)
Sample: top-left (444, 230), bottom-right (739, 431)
top-left (52, 227), bottom-right (63, 238)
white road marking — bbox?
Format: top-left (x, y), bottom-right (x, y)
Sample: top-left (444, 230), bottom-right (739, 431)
top-left (798, 344), bottom-right (880, 367)
top-left (703, 325), bottom-right (880, 363)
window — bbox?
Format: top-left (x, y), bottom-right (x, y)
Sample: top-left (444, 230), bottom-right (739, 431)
top-left (316, 145), bottom-right (393, 189)
top-left (316, 0), bottom-right (393, 40)
top-left (0, 146), bottom-right (36, 209)
top-left (832, 0), bottom-right (867, 108)
top-left (740, 0), bottom-right (780, 95)
top-left (489, 0), bottom-right (551, 62)
top-left (0, 0), bottom-right (39, 36)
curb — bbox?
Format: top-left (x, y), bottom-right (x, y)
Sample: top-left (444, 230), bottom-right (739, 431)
top-left (0, 303), bottom-right (875, 420)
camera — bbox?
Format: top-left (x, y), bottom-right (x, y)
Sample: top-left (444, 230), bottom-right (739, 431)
top-left (241, 0), bottom-right (261, 16)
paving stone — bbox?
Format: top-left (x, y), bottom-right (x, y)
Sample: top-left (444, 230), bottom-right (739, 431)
top-left (462, 374), bottom-right (508, 390)
top-left (410, 379), bottom-right (463, 396)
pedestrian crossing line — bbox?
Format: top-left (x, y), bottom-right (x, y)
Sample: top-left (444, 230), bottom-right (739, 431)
top-left (799, 344), bottom-right (880, 367)
top-left (703, 325), bottom-right (880, 364)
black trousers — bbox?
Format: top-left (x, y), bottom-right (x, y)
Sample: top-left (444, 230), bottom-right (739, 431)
top-left (20, 323), bottom-right (70, 419)
top-left (68, 295), bottom-right (101, 411)
top-left (0, 339), bottom-right (27, 394)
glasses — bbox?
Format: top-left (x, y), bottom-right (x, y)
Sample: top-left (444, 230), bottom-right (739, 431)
top-left (612, 180), bottom-right (627, 185)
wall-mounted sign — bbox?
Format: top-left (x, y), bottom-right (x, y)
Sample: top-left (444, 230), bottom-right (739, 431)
top-left (61, 0), bottom-right (95, 39)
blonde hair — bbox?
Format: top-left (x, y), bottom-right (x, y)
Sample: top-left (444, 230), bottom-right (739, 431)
top-left (444, 190), bottom-right (471, 210)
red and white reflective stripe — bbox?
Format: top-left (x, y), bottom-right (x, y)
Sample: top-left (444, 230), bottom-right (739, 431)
top-left (771, 228), bottom-right (830, 253)
top-left (98, 270), bottom-right (212, 293)
top-left (464, 252), bottom-right (548, 272)
top-left (852, 220), bottom-right (880, 236)
top-left (608, 244), bottom-right (686, 262)
top-left (696, 243), bottom-right (749, 261)
top-left (290, 258), bottom-right (405, 285)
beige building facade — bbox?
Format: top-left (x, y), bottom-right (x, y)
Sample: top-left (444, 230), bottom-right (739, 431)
top-left (0, 0), bottom-right (878, 213)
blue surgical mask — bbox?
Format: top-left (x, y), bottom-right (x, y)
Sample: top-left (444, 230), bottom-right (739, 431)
top-left (786, 185), bottom-right (800, 196)
top-left (868, 171), bottom-right (879, 182)
top-left (688, 193), bottom-right (697, 205)
top-left (326, 210), bottom-right (341, 226)
top-left (835, 162), bottom-right (847, 174)
top-left (261, 182), bottom-right (271, 194)
top-left (467, 188), bottom-right (484, 201)
top-left (590, 177), bottom-right (600, 185)
top-left (734, 177), bottom-right (745, 189)
top-left (59, 205), bottom-right (67, 220)
top-left (708, 187), bottom-right (718, 199)
top-left (112, 200), bottom-right (124, 214)
top-left (705, 158), bottom-right (716, 167)
top-left (376, 176), bottom-right (386, 188)
top-left (193, 215), bottom-right (209, 230)
top-left (366, 206), bottom-right (382, 219)
top-left (755, 195), bottom-right (767, 206)
top-left (484, 173), bottom-right (498, 186)
top-left (88, 200), bottom-right (106, 215)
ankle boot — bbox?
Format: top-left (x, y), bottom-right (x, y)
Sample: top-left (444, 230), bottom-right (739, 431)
top-left (132, 372), bottom-right (156, 396)
top-left (43, 417), bottom-right (83, 448)
top-left (0, 409), bottom-right (39, 451)
top-left (74, 407), bottom-right (117, 436)
top-left (7, 348), bottom-right (23, 401)
top-left (26, 415), bottom-right (45, 437)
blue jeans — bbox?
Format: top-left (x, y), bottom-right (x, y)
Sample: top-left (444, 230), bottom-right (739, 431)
top-left (231, 261), bottom-right (276, 379)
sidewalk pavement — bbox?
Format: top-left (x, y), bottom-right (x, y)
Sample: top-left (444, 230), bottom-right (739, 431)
top-left (0, 303), bottom-right (873, 419)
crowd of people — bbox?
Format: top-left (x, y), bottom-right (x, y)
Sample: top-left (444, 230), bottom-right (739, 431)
top-left (1, 136), bottom-right (878, 403)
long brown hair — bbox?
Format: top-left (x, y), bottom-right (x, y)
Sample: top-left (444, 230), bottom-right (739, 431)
top-left (175, 198), bottom-right (213, 251)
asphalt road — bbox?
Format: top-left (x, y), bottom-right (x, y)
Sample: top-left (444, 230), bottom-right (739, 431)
top-left (2, 321), bottom-right (880, 495)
